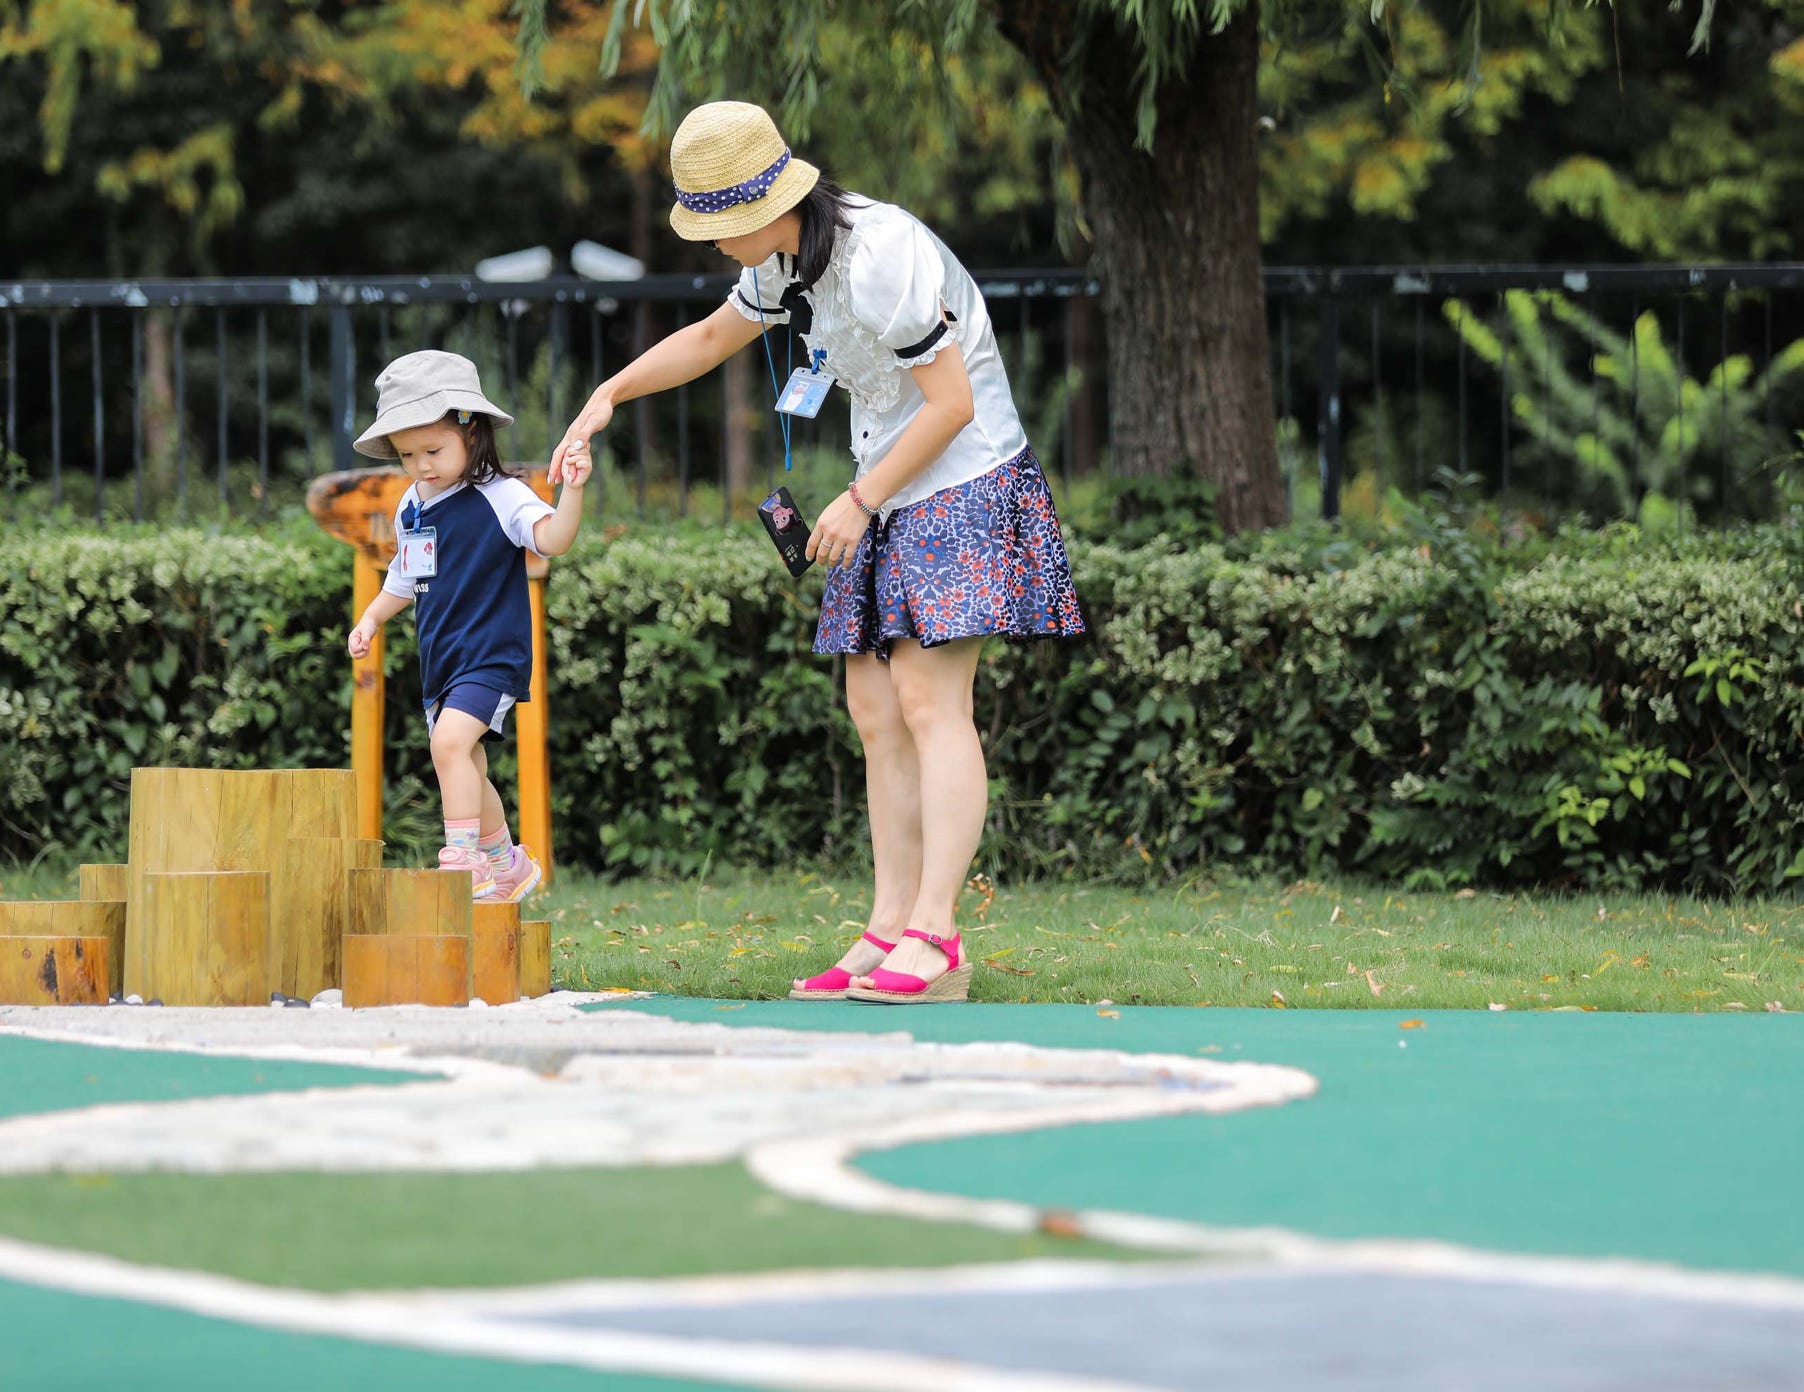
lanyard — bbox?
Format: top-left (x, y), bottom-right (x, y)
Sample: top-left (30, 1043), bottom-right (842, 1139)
top-left (756, 291), bottom-right (794, 473)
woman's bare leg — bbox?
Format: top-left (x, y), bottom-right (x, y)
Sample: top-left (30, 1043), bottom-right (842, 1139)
top-left (853, 636), bottom-right (985, 987)
top-left (793, 653), bottom-right (921, 987)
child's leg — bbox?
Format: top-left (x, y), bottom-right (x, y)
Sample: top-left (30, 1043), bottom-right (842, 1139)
top-left (471, 741), bottom-right (509, 841)
top-left (469, 731), bottom-right (542, 902)
top-left (429, 709), bottom-right (490, 848)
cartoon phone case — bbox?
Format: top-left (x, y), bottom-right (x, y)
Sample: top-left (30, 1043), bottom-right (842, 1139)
top-left (758, 487), bottom-right (814, 578)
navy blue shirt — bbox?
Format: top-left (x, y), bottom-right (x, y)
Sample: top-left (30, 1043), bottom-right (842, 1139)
top-left (383, 477), bottom-right (553, 707)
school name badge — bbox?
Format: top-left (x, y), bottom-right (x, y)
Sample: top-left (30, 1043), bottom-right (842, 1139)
top-left (398, 528), bottom-right (437, 579)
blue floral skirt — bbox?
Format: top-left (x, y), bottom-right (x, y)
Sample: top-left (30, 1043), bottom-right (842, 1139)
top-left (813, 446), bottom-right (1086, 659)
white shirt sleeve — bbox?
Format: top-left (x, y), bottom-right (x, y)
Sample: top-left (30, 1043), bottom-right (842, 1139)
top-left (484, 477), bottom-right (557, 555)
top-left (728, 256), bottom-right (794, 324)
top-left (382, 494), bottom-right (415, 599)
top-left (848, 214), bottom-right (952, 364)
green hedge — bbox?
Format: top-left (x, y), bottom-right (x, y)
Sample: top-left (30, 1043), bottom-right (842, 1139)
top-left (3, 517), bottom-right (1801, 892)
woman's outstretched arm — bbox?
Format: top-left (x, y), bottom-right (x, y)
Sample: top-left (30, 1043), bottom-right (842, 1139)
top-left (549, 301), bottom-right (768, 482)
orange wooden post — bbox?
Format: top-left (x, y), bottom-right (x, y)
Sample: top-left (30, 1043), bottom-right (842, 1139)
top-left (350, 549), bottom-right (387, 841)
top-left (517, 565), bottom-right (554, 883)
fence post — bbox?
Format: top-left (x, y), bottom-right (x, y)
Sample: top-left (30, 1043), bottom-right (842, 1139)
top-left (329, 302), bottom-right (356, 470)
top-left (1317, 296), bottom-right (1342, 522)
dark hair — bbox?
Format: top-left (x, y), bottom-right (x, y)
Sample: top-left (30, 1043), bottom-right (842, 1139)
top-left (447, 411), bottom-right (518, 486)
top-left (788, 176), bottom-right (862, 290)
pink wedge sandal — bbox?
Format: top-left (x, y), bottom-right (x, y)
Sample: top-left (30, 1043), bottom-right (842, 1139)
top-left (845, 930), bottom-right (973, 1004)
top-left (788, 931), bottom-right (897, 1001)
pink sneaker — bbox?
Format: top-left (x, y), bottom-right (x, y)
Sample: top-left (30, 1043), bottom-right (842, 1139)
top-left (478, 845), bottom-right (542, 904)
top-left (437, 845), bottom-right (497, 898)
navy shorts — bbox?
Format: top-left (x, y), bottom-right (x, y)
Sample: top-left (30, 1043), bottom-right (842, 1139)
top-left (425, 682), bottom-right (516, 743)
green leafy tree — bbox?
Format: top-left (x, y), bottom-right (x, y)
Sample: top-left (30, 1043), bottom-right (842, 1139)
top-left (517, 0), bottom-right (1720, 534)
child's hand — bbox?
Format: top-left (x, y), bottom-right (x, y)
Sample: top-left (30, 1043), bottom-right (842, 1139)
top-left (560, 437), bottom-right (593, 491)
top-left (347, 619), bottom-right (378, 660)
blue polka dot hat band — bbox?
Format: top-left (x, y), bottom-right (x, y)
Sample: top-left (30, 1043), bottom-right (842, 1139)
top-left (674, 149), bottom-right (792, 215)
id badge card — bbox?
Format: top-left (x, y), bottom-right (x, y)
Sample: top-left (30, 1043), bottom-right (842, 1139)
top-left (776, 367), bottom-right (835, 419)
top-left (398, 527), bottom-right (437, 579)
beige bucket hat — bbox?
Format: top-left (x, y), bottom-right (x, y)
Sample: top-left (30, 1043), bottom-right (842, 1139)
top-left (353, 350), bottom-right (514, 459)
top-left (668, 101), bottom-right (821, 243)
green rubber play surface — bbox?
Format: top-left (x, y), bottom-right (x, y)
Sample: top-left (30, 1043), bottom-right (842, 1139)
top-left (0, 1034), bottom-right (429, 1121)
top-left (0, 1162), bottom-right (1131, 1289)
top-left (608, 999), bottom-right (1804, 1276)
top-left (0, 1277), bottom-right (736, 1392)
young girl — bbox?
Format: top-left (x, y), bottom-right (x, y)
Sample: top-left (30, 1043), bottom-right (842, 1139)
top-left (346, 350), bottom-right (590, 902)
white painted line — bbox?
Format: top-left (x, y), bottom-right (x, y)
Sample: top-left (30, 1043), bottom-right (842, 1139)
top-left (0, 1236), bottom-right (1152, 1392)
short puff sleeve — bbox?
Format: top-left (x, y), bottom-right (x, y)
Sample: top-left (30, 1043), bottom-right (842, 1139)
top-left (729, 256), bottom-right (795, 325)
top-left (847, 215), bottom-right (952, 365)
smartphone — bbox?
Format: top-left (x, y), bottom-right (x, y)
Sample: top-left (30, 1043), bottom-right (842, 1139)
top-left (758, 487), bottom-right (814, 578)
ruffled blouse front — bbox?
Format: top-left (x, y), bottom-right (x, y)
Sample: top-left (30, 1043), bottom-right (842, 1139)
top-left (729, 198), bottom-right (1028, 518)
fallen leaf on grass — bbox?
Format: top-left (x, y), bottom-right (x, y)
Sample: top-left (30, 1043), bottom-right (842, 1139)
top-left (1330, 905), bottom-right (1343, 924)
top-left (1270, 990), bottom-right (1288, 1007)
top-left (1767, 1001), bottom-right (1786, 1013)
top-left (1038, 1209), bottom-right (1084, 1238)
top-left (1365, 969), bottom-right (1384, 998)
top-left (1399, 1018), bottom-right (1424, 1029)
top-left (984, 959), bottom-right (1036, 976)
top-left (1488, 1002), bottom-right (1508, 1011)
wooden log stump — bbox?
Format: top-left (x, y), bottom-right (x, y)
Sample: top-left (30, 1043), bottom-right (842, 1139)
top-left (125, 768), bottom-right (355, 995)
top-left (472, 903), bottom-right (521, 1004)
top-left (78, 864), bottom-right (130, 905)
top-left (519, 919), bottom-right (551, 998)
top-left (347, 868), bottom-right (472, 940)
top-left (271, 836), bottom-right (383, 1000)
top-left (343, 934), bottom-right (469, 1007)
top-left (135, 872), bottom-right (269, 1006)
top-left (0, 937), bottom-right (111, 1005)
top-left (0, 901), bottom-right (125, 998)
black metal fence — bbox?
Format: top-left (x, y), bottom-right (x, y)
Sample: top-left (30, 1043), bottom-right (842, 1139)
top-left (4, 263), bottom-right (1801, 528)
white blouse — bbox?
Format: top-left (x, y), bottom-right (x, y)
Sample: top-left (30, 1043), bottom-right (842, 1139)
top-left (729, 197), bottom-right (1028, 518)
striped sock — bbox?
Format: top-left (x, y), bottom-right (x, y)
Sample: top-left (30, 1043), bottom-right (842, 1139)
top-left (479, 825), bottom-right (514, 869)
top-left (444, 818), bottom-right (481, 852)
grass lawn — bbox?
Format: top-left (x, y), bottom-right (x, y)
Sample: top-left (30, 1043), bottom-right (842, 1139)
top-left (526, 868), bottom-right (1802, 1013)
top-left (6, 861), bottom-right (1799, 1012)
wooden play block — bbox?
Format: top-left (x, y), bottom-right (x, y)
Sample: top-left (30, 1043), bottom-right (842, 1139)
top-left (343, 934), bottom-right (469, 1007)
top-left (0, 900), bottom-right (125, 997)
top-left (519, 919), bottom-right (551, 998)
top-left (0, 937), bottom-right (111, 1005)
top-left (348, 867), bottom-right (473, 940)
top-left (271, 835), bottom-right (383, 1000)
top-left (124, 768), bottom-right (354, 994)
top-left (133, 871), bottom-right (269, 1006)
top-left (78, 863), bottom-right (130, 905)
top-left (472, 902), bottom-right (521, 1004)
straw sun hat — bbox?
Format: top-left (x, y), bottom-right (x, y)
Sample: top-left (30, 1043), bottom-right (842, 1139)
top-left (668, 101), bottom-right (821, 243)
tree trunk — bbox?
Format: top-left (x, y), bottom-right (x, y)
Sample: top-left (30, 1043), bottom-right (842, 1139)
top-left (994, 2), bottom-right (1283, 534)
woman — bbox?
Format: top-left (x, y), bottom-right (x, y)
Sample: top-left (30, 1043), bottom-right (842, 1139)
top-left (550, 101), bottom-right (1084, 1003)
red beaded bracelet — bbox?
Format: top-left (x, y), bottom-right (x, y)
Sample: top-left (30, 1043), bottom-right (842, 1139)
top-left (848, 481), bottom-right (878, 517)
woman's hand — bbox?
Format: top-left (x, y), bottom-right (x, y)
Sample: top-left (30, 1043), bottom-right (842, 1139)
top-left (808, 490), bottom-right (874, 569)
top-left (550, 398), bottom-right (614, 484)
